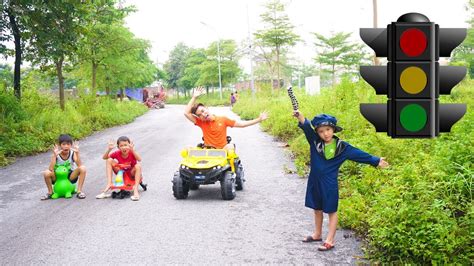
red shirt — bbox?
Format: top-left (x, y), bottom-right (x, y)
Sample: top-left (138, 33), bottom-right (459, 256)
top-left (110, 150), bottom-right (137, 168)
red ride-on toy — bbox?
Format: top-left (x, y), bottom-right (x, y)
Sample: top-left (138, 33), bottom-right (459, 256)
top-left (110, 163), bottom-right (148, 199)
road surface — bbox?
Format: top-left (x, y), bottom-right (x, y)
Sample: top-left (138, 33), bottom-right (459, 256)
top-left (0, 105), bottom-right (363, 264)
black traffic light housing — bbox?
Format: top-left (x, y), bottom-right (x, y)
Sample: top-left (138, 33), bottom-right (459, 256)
top-left (360, 12), bottom-right (467, 138)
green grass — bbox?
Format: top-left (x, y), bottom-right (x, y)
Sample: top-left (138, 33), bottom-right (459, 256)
top-left (232, 79), bottom-right (474, 264)
top-left (0, 89), bottom-right (147, 166)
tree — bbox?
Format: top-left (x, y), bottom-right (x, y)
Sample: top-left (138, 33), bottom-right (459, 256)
top-left (179, 48), bottom-right (206, 94)
top-left (452, 0), bottom-right (474, 78)
top-left (0, 64), bottom-right (13, 91)
top-left (98, 38), bottom-right (157, 99)
top-left (1, 0), bottom-right (30, 100)
top-left (197, 40), bottom-right (242, 90)
top-left (76, 1), bottom-right (134, 94)
top-left (164, 43), bottom-right (191, 93)
top-left (254, 0), bottom-right (299, 90)
top-left (24, 2), bottom-right (90, 110)
top-left (313, 32), bottom-right (369, 87)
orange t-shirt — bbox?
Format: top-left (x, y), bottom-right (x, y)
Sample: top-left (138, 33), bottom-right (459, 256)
top-left (195, 116), bottom-right (236, 148)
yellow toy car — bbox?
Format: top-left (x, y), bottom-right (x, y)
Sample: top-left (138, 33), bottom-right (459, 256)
top-left (173, 142), bottom-right (244, 200)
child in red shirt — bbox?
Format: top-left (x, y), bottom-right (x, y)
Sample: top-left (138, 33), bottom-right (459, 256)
top-left (96, 136), bottom-right (143, 201)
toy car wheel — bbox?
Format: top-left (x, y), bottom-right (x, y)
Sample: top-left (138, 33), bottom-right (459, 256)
top-left (111, 191), bottom-right (117, 199)
top-left (172, 172), bottom-right (189, 199)
top-left (235, 163), bottom-right (245, 191)
top-left (190, 183), bottom-right (200, 190)
top-left (220, 171), bottom-right (236, 200)
top-left (119, 190), bottom-right (126, 199)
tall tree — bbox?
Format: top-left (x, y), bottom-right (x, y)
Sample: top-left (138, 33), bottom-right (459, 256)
top-left (98, 38), bottom-right (157, 99)
top-left (179, 48), bottom-right (206, 94)
top-left (164, 43), bottom-right (191, 94)
top-left (1, 0), bottom-right (29, 100)
top-left (313, 32), bottom-right (368, 87)
top-left (77, 1), bottom-right (133, 94)
top-left (24, 2), bottom-right (90, 110)
top-left (452, 0), bottom-right (474, 78)
top-left (197, 40), bottom-right (242, 90)
top-left (254, 0), bottom-right (299, 90)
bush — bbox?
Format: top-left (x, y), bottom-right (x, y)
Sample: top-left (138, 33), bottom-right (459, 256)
top-left (0, 90), bottom-right (147, 165)
top-left (232, 79), bottom-right (474, 263)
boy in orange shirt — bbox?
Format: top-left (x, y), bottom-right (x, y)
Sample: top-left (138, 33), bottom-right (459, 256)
top-left (184, 87), bottom-right (268, 149)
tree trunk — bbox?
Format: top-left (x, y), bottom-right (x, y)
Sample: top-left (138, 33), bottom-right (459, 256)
top-left (120, 88), bottom-right (124, 101)
top-left (372, 0), bottom-right (380, 66)
top-left (276, 47), bottom-right (280, 91)
top-left (7, 6), bottom-right (21, 101)
top-left (105, 87), bottom-right (110, 96)
top-left (92, 61), bottom-right (98, 93)
top-left (56, 56), bottom-right (65, 110)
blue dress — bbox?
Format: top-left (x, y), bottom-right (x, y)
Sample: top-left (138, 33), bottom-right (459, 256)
top-left (298, 118), bottom-right (380, 213)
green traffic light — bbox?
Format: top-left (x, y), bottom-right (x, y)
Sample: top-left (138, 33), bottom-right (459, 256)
top-left (400, 104), bottom-right (427, 132)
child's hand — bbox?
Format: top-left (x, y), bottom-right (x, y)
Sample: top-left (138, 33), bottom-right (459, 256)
top-left (53, 144), bottom-right (61, 156)
top-left (378, 157), bottom-right (389, 168)
top-left (259, 111), bottom-right (269, 122)
top-left (107, 140), bottom-right (115, 150)
top-left (72, 141), bottom-right (80, 153)
top-left (192, 87), bottom-right (205, 98)
top-left (293, 110), bottom-right (300, 118)
top-left (129, 142), bottom-right (135, 151)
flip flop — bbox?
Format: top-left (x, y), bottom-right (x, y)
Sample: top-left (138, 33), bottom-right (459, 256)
top-left (302, 236), bottom-right (323, 243)
top-left (76, 192), bottom-right (86, 199)
top-left (131, 195), bottom-right (140, 201)
top-left (318, 242), bottom-right (335, 251)
top-left (40, 193), bottom-right (52, 201)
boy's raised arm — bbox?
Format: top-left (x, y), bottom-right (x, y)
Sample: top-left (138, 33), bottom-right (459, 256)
top-left (72, 141), bottom-right (82, 167)
top-left (48, 145), bottom-right (60, 171)
top-left (184, 87), bottom-right (204, 124)
top-left (293, 110), bottom-right (305, 124)
top-left (102, 140), bottom-right (114, 160)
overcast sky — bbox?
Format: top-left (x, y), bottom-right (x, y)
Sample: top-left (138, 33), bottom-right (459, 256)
top-left (124, 0), bottom-right (471, 73)
top-left (0, 1), bottom-right (470, 71)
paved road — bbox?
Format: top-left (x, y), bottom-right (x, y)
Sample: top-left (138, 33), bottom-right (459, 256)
top-left (0, 105), bottom-right (362, 265)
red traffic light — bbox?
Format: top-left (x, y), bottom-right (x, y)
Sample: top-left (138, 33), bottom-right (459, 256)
top-left (399, 28), bottom-right (427, 57)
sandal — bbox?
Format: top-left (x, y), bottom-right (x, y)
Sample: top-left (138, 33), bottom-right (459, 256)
top-left (318, 242), bottom-right (335, 251)
top-left (40, 193), bottom-right (52, 201)
top-left (76, 192), bottom-right (86, 199)
top-left (131, 195), bottom-right (140, 201)
top-left (302, 235), bottom-right (323, 243)
top-left (96, 192), bottom-right (111, 199)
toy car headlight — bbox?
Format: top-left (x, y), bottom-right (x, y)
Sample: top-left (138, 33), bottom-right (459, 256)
top-left (180, 149), bottom-right (188, 158)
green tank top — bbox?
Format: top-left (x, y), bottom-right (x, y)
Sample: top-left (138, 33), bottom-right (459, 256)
top-left (324, 141), bottom-right (336, 160)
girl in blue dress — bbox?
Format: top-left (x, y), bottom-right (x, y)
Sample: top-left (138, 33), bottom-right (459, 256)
top-left (294, 110), bottom-right (389, 251)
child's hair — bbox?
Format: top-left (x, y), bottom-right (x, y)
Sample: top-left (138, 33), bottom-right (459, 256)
top-left (117, 136), bottom-right (130, 146)
top-left (191, 103), bottom-right (205, 115)
top-left (58, 134), bottom-right (73, 145)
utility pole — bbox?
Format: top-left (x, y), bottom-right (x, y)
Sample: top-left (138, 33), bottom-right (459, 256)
top-left (247, 4), bottom-right (255, 97)
top-left (372, 0), bottom-right (380, 66)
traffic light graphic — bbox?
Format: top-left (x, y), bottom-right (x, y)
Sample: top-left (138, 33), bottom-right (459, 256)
top-left (360, 12), bottom-right (467, 138)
